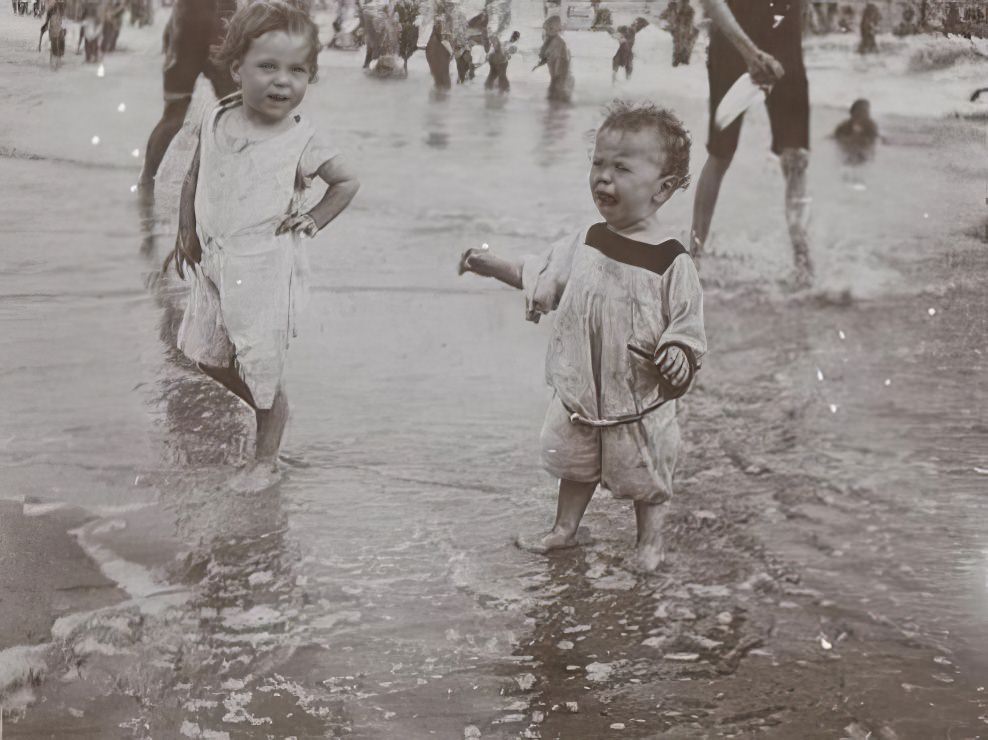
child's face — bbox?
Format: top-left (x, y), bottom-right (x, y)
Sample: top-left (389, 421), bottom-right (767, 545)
top-left (232, 31), bottom-right (313, 125)
top-left (590, 127), bottom-right (675, 230)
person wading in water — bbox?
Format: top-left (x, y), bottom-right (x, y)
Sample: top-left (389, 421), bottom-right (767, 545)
top-left (691, 0), bottom-right (814, 287)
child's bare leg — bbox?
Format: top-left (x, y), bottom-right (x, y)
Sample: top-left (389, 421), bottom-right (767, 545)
top-left (628, 500), bottom-right (667, 573)
top-left (198, 360), bottom-right (282, 464)
top-left (255, 387), bottom-right (288, 464)
top-left (198, 360), bottom-right (255, 408)
top-left (516, 478), bottom-right (595, 553)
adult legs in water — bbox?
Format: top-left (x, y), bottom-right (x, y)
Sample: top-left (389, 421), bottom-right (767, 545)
top-left (516, 479), bottom-right (596, 553)
top-left (197, 360), bottom-right (289, 466)
top-left (690, 152), bottom-right (732, 258)
top-left (692, 148), bottom-right (813, 285)
top-left (139, 97), bottom-right (191, 188)
top-left (780, 147), bottom-right (813, 285)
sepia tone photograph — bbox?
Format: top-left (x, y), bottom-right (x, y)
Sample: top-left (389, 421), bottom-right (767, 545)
top-left (0, 0), bottom-right (986, 736)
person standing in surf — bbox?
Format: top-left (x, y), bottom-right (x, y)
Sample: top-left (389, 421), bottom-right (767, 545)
top-left (138, 0), bottom-right (239, 190)
top-left (425, 3), bottom-right (455, 90)
top-left (38, 0), bottom-right (67, 69)
top-left (485, 30), bottom-right (519, 92)
top-left (77, 4), bottom-right (104, 63)
top-left (458, 101), bottom-right (706, 572)
top-left (610, 17), bottom-right (648, 82)
top-left (690, 0), bottom-right (813, 287)
top-left (536, 15), bottom-right (574, 103)
top-left (168, 0), bottom-right (360, 489)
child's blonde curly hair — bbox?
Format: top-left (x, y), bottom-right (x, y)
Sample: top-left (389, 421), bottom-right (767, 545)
top-left (213, 0), bottom-right (321, 82)
top-left (598, 100), bottom-right (692, 191)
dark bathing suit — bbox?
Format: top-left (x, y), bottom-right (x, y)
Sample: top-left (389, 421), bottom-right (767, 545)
top-left (163, 0), bottom-right (238, 101)
top-left (706, 0), bottom-right (809, 157)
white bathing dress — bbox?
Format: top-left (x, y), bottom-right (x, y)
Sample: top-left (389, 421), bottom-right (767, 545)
top-left (177, 95), bottom-right (337, 409)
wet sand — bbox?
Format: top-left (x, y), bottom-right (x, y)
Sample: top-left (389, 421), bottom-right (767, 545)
top-left (1, 6), bottom-right (987, 739)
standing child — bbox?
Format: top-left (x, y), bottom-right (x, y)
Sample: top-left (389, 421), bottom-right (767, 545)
top-left (485, 30), bottom-right (519, 92)
top-left (611, 17), bottom-right (648, 82)
top-left (535, 15), bottom-right (574, 103)
top-left (858, 2), bottom-right (880, 54)
top-left (38, 0), bottom-right (67, 69)
top-left (101, 0), bottom-right (126, 54)
top-left (77, 4), bottom-right (104, 63)
top-left (671, 0), bottom-right (698, 66)
top-left (169, 0), bottom-right (360, 487)
top-left (458, 101), bottom-right (705, 572)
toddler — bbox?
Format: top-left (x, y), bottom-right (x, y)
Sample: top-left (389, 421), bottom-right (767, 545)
top-left (170, 0), bottom-right (360, 487)
top-left (459, 101), bottom-right (705, 572)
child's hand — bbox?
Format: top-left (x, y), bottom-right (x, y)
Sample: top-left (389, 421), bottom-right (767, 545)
top-left (171, 228), bottom-right (202, 279)
top-left (457, 244), bottom-right (489, 275)
top-left (655, 345), bottom-right (690, 389)
top-left (276, 212), bottom-right (319, 238)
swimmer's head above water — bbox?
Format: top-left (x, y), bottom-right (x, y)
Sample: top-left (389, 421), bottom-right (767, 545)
top-left (850, 98), bottom-right (871, 121)
top-left (213, 0), bottom-right (321, 125)
top-left (589, 100), bottom-right (692, 232)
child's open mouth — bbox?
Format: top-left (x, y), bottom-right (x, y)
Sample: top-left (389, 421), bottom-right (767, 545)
top-left (267, 94), bottom-right (290, 103)
top-left (595, 192), bottom-right (617, 206)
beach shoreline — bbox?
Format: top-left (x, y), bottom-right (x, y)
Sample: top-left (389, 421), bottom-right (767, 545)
top-left (1, 5), bottom-right (986, 737)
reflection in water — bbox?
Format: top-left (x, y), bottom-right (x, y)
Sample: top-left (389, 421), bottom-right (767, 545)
top-left (538, 101), bottom-right (571, 167)
top-left (425, 88), bottom-right (451, 149)
top-left (152, 481), bottom-right (340, 736)
top-left (484, 88), bottom-right (509, 114)
top-left (81, 215), bottom-right (347, 734)
top-left (137, 189), bottom-right (158, 257)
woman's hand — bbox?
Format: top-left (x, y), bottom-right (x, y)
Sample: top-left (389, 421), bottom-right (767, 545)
top-left (744, 48), bottom-right (784, 89)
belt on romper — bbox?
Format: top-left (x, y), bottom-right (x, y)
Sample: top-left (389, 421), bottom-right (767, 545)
top-left (564, 341), bottom-right (699, 429)
top-left (565, 397), bottom-right (672, 429)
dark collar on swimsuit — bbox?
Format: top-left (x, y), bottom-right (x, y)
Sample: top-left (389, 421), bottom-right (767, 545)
top-left (584, 222), bottom-right (687, 276)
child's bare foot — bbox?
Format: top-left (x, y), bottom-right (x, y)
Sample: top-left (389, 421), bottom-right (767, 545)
top-left (255, 389), bottom-right (289, 460)
top-left (625, 541), bottom-right (666, 573)
top-left (630, 500), bottom-right (667, 573)
top-left (515, 526), bottom-right (590, 554)
top-left (227, 461), bottom-right (282, 494)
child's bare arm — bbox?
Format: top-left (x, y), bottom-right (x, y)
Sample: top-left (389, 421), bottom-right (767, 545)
top-left (654, 255), bottom-right (706, 393)
top-left (457, 248), bottom-right (524, 290)
top-left (277, 155), bottom-right (360, 237)
top-left (172, 143), bottom-right (201, 278)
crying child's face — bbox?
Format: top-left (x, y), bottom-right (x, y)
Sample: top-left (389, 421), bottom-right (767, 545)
top-left (589, 127), bottom-right (668, 230)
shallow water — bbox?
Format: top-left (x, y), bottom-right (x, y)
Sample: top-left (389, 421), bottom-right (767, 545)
top-left (1, 7), bottom-right (987, 738)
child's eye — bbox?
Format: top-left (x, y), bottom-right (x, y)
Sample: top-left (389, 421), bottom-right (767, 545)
top-left (292, 66), bottom-right (307, 74)
top-left (616, 164), bottom-right (629, 172)
top-left (260, 62), bottom-right (276, 70)
top-left (591, 159), bottom-right (602, 167)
